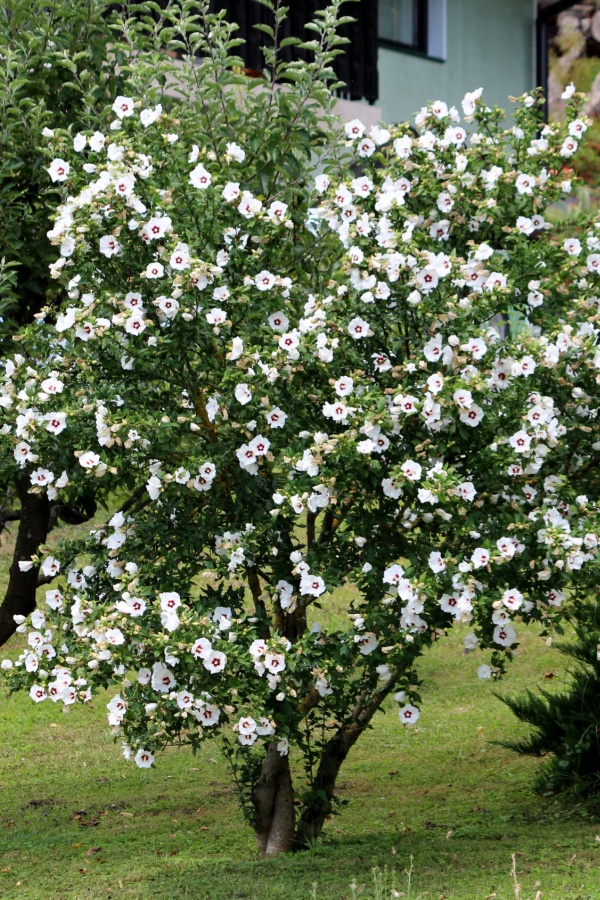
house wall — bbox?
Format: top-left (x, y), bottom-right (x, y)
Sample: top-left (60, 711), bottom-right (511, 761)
top-left (377, 0), bottom-right (535, 125)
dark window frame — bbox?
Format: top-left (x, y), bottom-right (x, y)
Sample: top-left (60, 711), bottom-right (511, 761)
top-left (378, 0), bottom-right (428, 54)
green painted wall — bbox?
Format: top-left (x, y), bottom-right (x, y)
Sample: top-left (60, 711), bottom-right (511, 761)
top-left (378, 0), bottom-right (534, 125)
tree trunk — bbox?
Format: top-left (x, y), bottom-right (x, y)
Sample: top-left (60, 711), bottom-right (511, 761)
top-left (251, 742), bottom-right (295, 856)
top-left (295, 684), bottom-right (395, 848)
top-left (0, 478), bottom-right (51, 647)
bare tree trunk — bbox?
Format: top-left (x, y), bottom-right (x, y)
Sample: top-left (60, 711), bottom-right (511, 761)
top-left (251, 742), bottom-right (295, 856)
top-left (0, 478), bottom-right (51, 647)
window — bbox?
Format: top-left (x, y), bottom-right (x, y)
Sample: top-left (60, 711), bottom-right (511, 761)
top-left (378, 0), bottom-right (447, 61)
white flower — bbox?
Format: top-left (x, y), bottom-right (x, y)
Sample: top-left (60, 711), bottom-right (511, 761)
top-left (226, 141), bottom-right (245, 162)
top-left (204, 650), bottom-right (227, 674)
top-left (355, 632), bottom-right (378, 655)
top-left (477, 665), bottom-right (492, 680)
top-left (112, 96), bottom-right (135, 119)
top-left (502, 588), bottom-right (524, 611)
top-left (265, 651), bottom-right (286, 674)
top-left (428, 552), bottom-right (446, 573)
top-left (134, 748), bottom-right (155, 768)
top-left (515, 173), bottom-right (536, 195)
top-left (29, 685), bottom-right (47, 703)
top-left (79, 451), bottom-right (100, 469)
top-left (471, 548), bottom-right (490, 568)
top-left (509, 430), bottom-right (531, 453)
top-left (400, 460), bottom-right (422, 481)
top-left (459, 404), bottom-right (484, 427)
top-left (151, 662), bottom-right (176, 692)
top-left (493, 623), bottom-right (516, 647)
top-left (564, 238), bottom-right (581, 256)
top-left (47, 158), bottom-right (70, 182)
top-left (189, 163), bottom-right (212, 189)
top-left (255, 270), bottom-right (276, 291)
top-left (140, 104), bottom-right (162, 127)
top-left (562, 82), bottom-right (575, 100)
top-left (398, 704), bottom-right (420, 725)
top-left (99, 235), bottom-right (121, 258)
top-left (235, 383), bottom-right (252, 405)
top-left (268, 311), bottom-right (289, 332)
top-left (265, 407), bottom-right (287, 428)
top-left (300, 574), bottom-right (326, 597)
top-left (345, 118), bottom-right (365, 139)
top-left (145, 262), bottom-right (164, 279)
top-left (347, 316), bottom-right (370, 339)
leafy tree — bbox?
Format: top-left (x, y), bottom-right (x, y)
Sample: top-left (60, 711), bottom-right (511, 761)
top-left (2, 5), bottom-right (600, 855)
top-left (0, 0), bottom-right (171, 644)
top-left (496, 600), bottom-right (600, 798)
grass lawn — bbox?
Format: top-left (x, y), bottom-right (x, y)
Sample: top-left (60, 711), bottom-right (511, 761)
top-left (1, 528), bottom-right (600, 898)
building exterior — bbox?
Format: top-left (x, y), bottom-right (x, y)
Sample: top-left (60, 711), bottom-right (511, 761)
top-left (215, 1), bottom-right (579, 127)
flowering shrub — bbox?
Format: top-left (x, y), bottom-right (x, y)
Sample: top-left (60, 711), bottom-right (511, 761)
top-left (1, 2), bottom-right (599, 854)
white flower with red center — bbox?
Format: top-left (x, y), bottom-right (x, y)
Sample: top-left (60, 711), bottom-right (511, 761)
top-left (125, 312), bottom-right (146, 335)
top-left (493, 623), bottom-right (516, 647)
top-left (347, 316), bottom-right (370, 339)
top-left (79, 451), bottom-right (100, 469)
top-left (265, 407), bottom-right (287, 428)
top-left (249, 434), bottom-right (270, 457)
top-left (322, 401), bottom-right (350, 423)
top-left (124, 292), bottom-right (144, 312)
top-left (428, 552), bottom-right (446, 573)
top-left (509, 430), bottom-right (531, 453)
top-left (400, 460), bottom-right (422, 481)
top-left (471, 547), bottom-right (490, 568)
top-left (189, 163), bottom-right (212, 189)
top-left (255, 270), bottom-right (276, 291)
top-left (496, 537), bottom-right (516, 558)
top-left (547, 588), bottom-right (565, 607)
top-left (176, 690), bottom-right (194, 710)
top-left (586, 253), bottom-right (600, 273)
top-left (267, 200), bottom-right (288, 222)
top-left (314, 173), bottom-right (330, 193)
top-left (160, 592), bottom-right (181, 616)
top-left (455, 481), bottom-right (476, 502)
top-left (141, 216), bottom-right (172, 242)
top-left (334, 376), bottom-right (354, 397)
top-left (170, 243), bottom-right (190, 270)
top-left (383, 564), bottom-right (404, 586)
top-left (29, 685), bottom-right (46, 703)
top-left (393, 135), bottom-right (412, 158)
top-left (345, 118), bottom-right (365, 139)
top-left (333, 184), bottom-right (352, 207)
top-left (564, 238), bottom-right (581, 256)
top-left (204, 650), bottom-right (227, 674)
top-left (42, 410), bottom-right (67, 435)
top-left (268, 311), bottom-right (289, 331)
top-left (398, 704), bottom-right (420, 725)
top-left (112, 95), bottom-right (135, 118)
top-left (237, 191), bottom-right (262, 218)
top-left (145, 262), bottom-right (164, 279)
top-left (560, 136), bottom-right (578, 157)
top-left (453, 388), bottom-right (473, 409)
top-left (13, 442), bottom-right (35, 466)
top-left (249, 639), bottom-right (267, 659)
top-left (278, 331), bottom-right (300, 353)
top-left (515, 173), bottom-right (536, 195)
top-left (88, 131), bottom-right (106, 152)
top-left (395, 394), bottom-right (419, 415)
top-left (114, 173), bottom-right (135, 197)
top-left (157, 296), bottom-right (179, 319)
top-left (222, 181), bottom-right (241, 202)
top-left (437, 191), bottom-right (454, 213)
top-left (351, 175), bottom-right (373, 197)
top-left (105, 627), bottom-right (125, 646)
top-left (357, 137), bottom-right (375, 157)
top-left (235, 383), bottom-right (252, 405)
top-left (151, 662), bottom-right (176, 692)
top-left (265, 652), bottom-right (286, 674)
top-left (502, 588), bottom-right (523, 611)
top-left (134, 749), bottom-right (154, 768)
top-left (236, 444), bottom-right (258, 474)
top-left (300, 574), bottom-right (326, 598)
top-left (41, 375), bottom-right (64, 395)
top-left (191, 637), bottom-right (212, 660)
top-left (206, 308), bottom-right (227, 325)
top-left (47, 158), bottom-right (70, 182)
top-left (213, 286), bottom-right (230, 304)
top-left (99, 235), bottom-right (121, 258)
top-left (459, 404), bottom-right (484, 427)
top-left (354, 632), bottom-right (378, 655)
top-left (416, 267), bottom-right (439, 293)
top-left (198, 704), bottom-right (220, 726)
top-left (382, 478), bottom-right (402, 499)
top-left (440, 593), bottom-right (459, 615)
top-left (516, 216), bottom-right (534, 236)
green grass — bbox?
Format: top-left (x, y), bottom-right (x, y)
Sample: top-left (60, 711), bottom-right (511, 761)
top-left (1, 524), bottom-right (600, 898)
